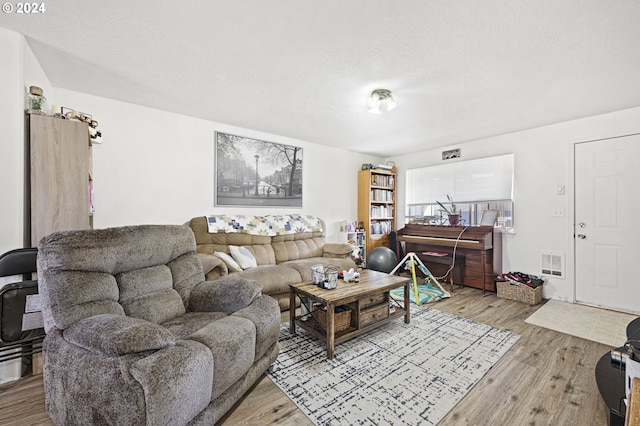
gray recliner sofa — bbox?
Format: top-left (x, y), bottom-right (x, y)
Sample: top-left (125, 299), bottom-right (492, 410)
top-left (37, 224), bottom-right (280, 425)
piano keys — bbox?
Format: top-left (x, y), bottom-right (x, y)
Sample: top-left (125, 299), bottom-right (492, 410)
top-left (395, 224), bottom-right (502, 292)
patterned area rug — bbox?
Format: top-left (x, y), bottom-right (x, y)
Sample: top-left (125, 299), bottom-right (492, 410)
top-left (268, 307), bottom-right (519, 425)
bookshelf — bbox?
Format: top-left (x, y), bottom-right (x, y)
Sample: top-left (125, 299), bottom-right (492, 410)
top-left (357, 169), bottom-right (396, 253)
top-left (338, 221), bottom-right (366, 267)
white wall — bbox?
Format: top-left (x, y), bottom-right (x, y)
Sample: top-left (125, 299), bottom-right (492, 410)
top-left (51, 89), bottom-right (377, 242)
top-left (388, 107), bottom-right (640, 302)
top-left (0, 30), bottom-right (55, 255)
top-left (0, 29), bottom-right (26, 254)
top-left (22, 36), bottom-right (53, 107)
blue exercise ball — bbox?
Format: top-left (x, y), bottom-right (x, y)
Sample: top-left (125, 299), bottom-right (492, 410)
top-left (367, 247), bottom-right (397, 273)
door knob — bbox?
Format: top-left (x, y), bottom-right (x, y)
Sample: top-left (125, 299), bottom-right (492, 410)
top-left (577, 234), bottom-right (587, 239)
top-left (578, 222), bottom-right (586, 228)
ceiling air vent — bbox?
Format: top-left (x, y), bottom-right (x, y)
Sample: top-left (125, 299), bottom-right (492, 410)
top-left (541, 251), bottom-right (565, 278)
top-left (442, 148), bottom-right (461, 160)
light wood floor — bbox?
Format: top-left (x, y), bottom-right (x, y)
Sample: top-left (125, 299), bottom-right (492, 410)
top-left (0, 287), bottom-right (612, 425)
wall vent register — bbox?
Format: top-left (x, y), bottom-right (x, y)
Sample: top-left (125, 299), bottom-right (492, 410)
top-left (541, 251), bottom-right (565, 278)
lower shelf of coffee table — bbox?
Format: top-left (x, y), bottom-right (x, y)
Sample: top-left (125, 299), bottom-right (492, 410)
top-left (294, 306), bottom-right (407, 346)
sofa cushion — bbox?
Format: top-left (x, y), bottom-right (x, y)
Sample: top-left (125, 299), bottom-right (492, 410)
top-left (189, 279), bottom-right (262, 313)
top-left (245, 244), bottom-right (277, 266)
top-left (271, 236), bottom-right (325, 263)
top-left (120, 289), bottom-right (187, 324)
top-left (168, 252), bottom-right (207, 307)
top-left (229, 246), bottom-right (258, 269)
top-left (216, 265), bottom-right (302, 295)
top-left (38, 269), bottom-right (124, 332)
top-left (161, 312), bottom-right (228, 339)
top-left (214, 252), bottom-right (242, 272)
top-left (63, 314), bottom-right (176, 356)
top-left (117, 265), bottom-right (186, 324)
top-left (117, 265), bottom-right (172, 300)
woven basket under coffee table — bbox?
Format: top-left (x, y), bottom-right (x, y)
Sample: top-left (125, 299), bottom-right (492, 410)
top-left (312, 307), bottom-right (352, 333)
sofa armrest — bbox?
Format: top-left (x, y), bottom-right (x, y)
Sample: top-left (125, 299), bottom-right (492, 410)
top-left (232, 295), bottom-right (280, 360)
top-left (189, 278), bottom-right (262, 313)
top-left (62, 314), bottom-right (175, 356)
top-left (197, 252), bottom-right (227, 278)
top-left (323, 243), bottom-right (356, 259)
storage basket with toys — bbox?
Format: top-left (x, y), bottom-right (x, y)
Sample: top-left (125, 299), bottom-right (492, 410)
top-left (312, 305), bottom-right (352, 333)
top-left (495, 272), bottom-right (544, 305)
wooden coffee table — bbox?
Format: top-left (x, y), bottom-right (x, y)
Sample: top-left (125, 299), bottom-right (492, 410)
top-left (289, 269), bottom-right (411, 359)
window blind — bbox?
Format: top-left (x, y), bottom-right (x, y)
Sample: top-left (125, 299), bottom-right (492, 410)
top-left (406, 153), bottom-right (514, 205)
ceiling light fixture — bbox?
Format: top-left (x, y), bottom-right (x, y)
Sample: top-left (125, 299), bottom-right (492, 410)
top-left (368, 89), bottom-right (397, 114)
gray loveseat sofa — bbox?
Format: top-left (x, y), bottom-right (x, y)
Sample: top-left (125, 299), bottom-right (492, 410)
top-left (37, 224), bottom-right (280, 425)
top-left (188, 215), bottom-right (358, 311)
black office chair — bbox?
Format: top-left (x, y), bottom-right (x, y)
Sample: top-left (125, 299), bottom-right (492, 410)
top-left (0, 248), bottom-right (44, 375)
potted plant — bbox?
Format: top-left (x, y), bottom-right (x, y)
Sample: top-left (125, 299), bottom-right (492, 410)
top-left (436, 195), bottom-right (461, 226)
top-left (26, 86), bottom-right (46, 114)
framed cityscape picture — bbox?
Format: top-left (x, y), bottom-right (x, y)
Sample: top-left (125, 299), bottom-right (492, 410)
top-left (215, 132), bottom-right (303, 207)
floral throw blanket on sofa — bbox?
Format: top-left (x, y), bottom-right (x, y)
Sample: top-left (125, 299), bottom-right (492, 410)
top-left (206, 214), bottom-right (323, 236)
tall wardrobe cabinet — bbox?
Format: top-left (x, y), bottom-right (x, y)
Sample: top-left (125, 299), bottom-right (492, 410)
top-left (26, 114), bottom-right (93, 247)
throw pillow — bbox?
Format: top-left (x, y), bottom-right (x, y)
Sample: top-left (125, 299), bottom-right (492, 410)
top-left (214, 252), bottom-right (243, 273)
top-left (229, 245), bottom-right (258, 269)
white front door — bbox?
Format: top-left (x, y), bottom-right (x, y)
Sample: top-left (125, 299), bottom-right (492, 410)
top-left (574, 134), bottom-right (640, 314)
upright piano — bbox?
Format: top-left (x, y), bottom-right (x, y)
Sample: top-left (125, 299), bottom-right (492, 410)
top-left (395, 224), bottom-right (502, 292)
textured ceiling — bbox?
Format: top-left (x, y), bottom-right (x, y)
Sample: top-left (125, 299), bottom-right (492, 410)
top-left (2, 1), bottom-right (640, 156)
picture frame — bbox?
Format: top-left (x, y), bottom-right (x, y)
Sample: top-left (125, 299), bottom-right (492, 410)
top-left (215, 132), bottom-right (303, 207)
top-left (480, 209), bottom-right (499, 226)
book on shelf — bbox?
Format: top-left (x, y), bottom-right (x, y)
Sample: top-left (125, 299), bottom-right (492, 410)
top-left (370, 220), bottom-right (392, 235)
top-left (370, 189), bottom-right (394, 202)
top-left (370, 174), bottom-right (395, 188)
top-left (370, 205), bottom-right (394, 218)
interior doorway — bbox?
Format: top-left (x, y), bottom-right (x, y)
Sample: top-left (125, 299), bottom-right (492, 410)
top-left (574, 134), bottom-right (640, 314)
